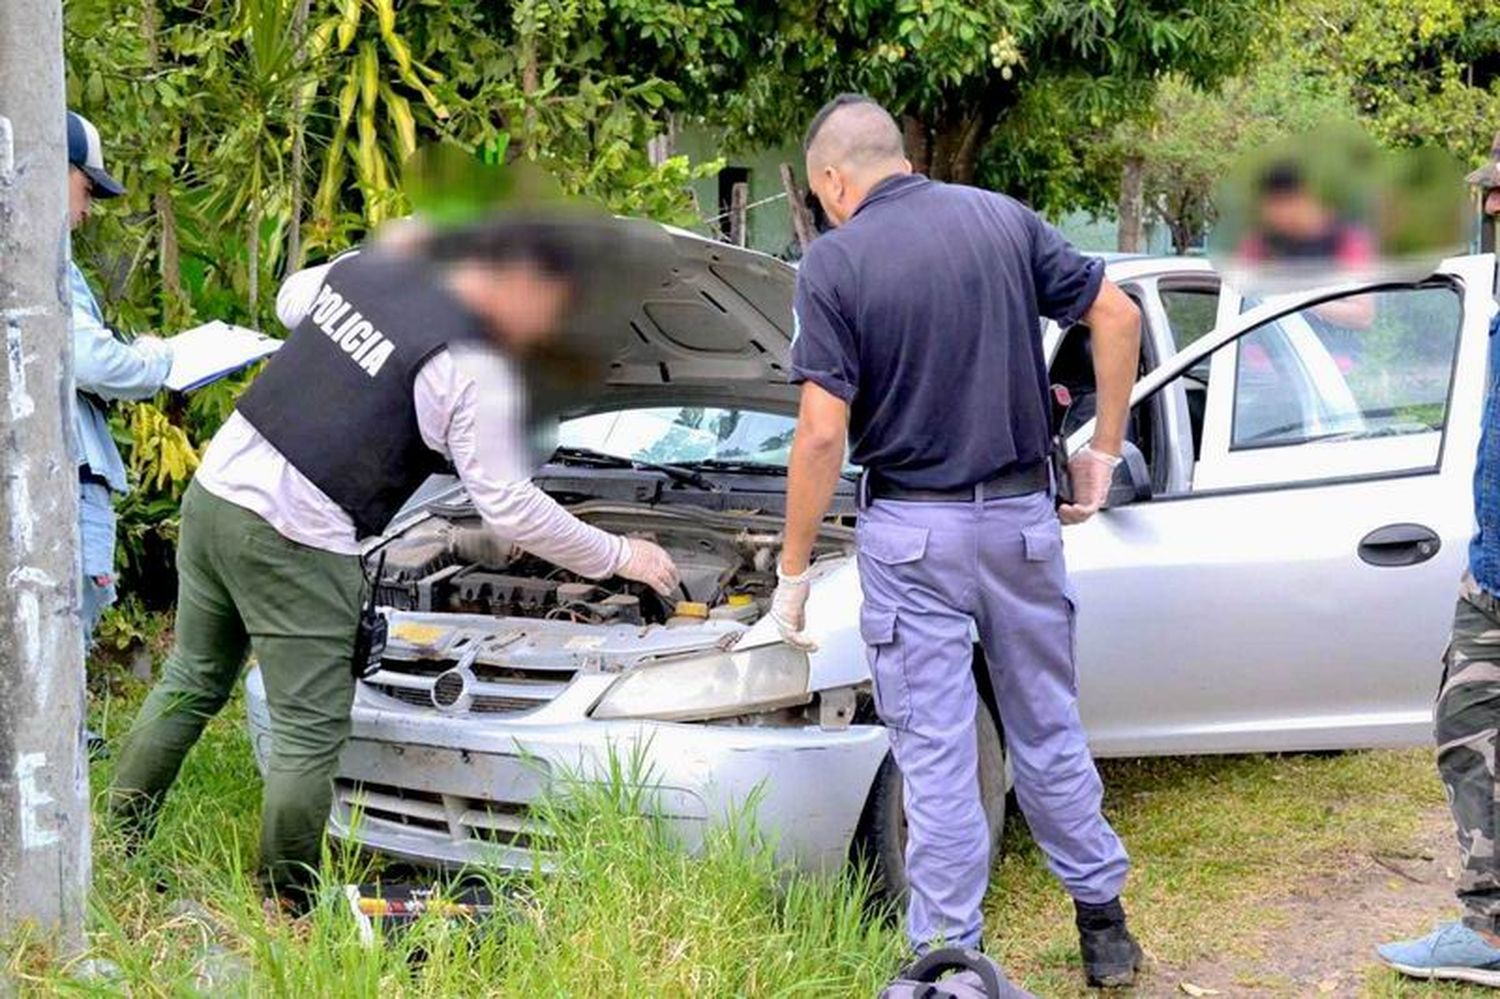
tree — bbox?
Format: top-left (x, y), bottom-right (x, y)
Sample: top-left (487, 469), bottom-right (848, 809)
top-left (60, 0), bottom-right (748, 608)
top-left (713, 0), bottom-right (1273, 215)
top-left (1108, 62), bottom-right (1355, 253)
top-left (1284, 0), bottom-right (1500, 163)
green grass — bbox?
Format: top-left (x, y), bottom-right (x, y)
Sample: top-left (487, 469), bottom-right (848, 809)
top-left (2, 674), bottom-right (1486, 997)
top-left (7, 683), bottom-right (905, 997)
top-left (987, 750), bottom-right (1466, 996)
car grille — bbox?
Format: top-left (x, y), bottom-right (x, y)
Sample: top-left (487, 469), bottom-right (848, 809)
top-left (335, 779), bottom-right (549, 852)
top-left (364, 654), bottom-right (573, 717)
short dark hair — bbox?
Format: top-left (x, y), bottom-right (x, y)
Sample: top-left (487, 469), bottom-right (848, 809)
top-left (804, 93), bottom-right (887, 153)
top-left (424, 217), bottom-right (582, 278)
top-left (1259, 160), bottom-right (1305, 196)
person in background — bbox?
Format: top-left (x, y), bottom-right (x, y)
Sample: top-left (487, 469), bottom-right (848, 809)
top-left (770, 94), bottom-right (1144, 988)
top-left (107, 218), bottom-right (679, 915)
top-left (66, 110), bottom-right (174, 751)
top-left (1237, 160), bottom-right (1375, 366)
top-left (1377, 156), bottom-right (1500, 988)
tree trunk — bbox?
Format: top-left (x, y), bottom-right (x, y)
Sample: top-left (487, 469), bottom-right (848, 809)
top-left (519, 6), bottom-right (539, 157)
top-left (285, 0), bottom-right (312, 274)
top-left (141, 0), bottom-right (184, 317)
top-left (1118, 155), bottom-right (1145, 253)
top-left (919, 110), bottom-right (988, 185)
top-left (0, 0), bottom-right (91, 950)
top-left (950, 113), bottom-right (989, 186)
top-left (902, 114), bottom-right (930, 175)
top-left (248, 205), bottom-right (261, 313)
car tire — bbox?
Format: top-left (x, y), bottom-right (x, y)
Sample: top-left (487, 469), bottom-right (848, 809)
top-left (852, 701), bottom-right (1007, 906)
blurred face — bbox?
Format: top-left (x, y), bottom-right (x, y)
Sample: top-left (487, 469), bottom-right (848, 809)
top-left (1257, 188), bottom-right (1329, 238)
top-left (68, 168), bottom-right (92, 230)
top-left (461, 260), bottom-right (574, 352)
top-left (1484, 188), bottom-right (1500, 217)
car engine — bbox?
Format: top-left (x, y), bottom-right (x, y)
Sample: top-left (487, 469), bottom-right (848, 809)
top-left (371, 498), bottom-right (853, 628)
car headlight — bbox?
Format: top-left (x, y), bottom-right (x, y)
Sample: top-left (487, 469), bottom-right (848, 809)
top-left (590, 643), bottom-right (811, 723)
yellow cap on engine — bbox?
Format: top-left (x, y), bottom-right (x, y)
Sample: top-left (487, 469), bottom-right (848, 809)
top-left (727, 594), bottom-right (753, 607)
top-left (674, 600), bottom-right (710, 619)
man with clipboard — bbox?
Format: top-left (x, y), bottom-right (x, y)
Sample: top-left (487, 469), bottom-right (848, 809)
top-left (65, 111), bottom-right (174, 656)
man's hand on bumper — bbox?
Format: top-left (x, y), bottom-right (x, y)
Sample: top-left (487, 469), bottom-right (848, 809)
top-left (1059, 445), bottom-right (1121, 525)
top-left (770, 565), bottom-right (818, 651)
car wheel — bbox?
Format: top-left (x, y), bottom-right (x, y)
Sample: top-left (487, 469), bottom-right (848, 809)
top-left (852, 701), bottom-right (1007, 906)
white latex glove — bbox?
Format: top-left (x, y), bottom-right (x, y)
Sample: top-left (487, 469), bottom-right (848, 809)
top-left (1059, 445), bottom-right (1122, 526)
top-left (769, 565), bottom-right (818, 651)
top-left (615, 537), bottom-right (680, 596)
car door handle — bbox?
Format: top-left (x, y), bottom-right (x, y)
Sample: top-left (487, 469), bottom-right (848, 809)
top-left (1358, 523), bottom-right (1442, 567)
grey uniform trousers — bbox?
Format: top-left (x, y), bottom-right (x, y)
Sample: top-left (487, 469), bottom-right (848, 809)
top-left (857, 489), bottom-right (1129, 951)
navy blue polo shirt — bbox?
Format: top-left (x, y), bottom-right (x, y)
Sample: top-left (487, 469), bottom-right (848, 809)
top-left (790, 174), bottom-right (1103, 491)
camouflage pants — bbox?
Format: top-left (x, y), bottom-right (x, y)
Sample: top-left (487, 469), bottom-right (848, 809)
top-left (1437, 575), bottom-right (1500, 933)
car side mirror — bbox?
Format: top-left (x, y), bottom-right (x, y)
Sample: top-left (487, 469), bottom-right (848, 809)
top-left (1106, 441), bottom-right (1152, 507)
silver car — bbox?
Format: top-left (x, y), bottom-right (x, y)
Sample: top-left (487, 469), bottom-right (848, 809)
top-left (244, 234), bottom-right (1495, 897)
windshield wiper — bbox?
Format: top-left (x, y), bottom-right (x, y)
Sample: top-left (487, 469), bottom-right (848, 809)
top-left (679, 458), bottom-right (789, 475)
top-left (550, 446), bottom-right (720, 492)
top-left (682, 458), bottom-right (861, 482)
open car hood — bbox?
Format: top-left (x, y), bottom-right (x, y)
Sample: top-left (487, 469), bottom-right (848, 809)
top-left (564, 226), bottom-right (798, 417)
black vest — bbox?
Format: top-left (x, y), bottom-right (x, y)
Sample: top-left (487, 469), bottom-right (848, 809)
top-left (237, 253), bottom-right (488, 539)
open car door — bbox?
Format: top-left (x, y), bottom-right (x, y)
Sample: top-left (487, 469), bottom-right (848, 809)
top-left (1064, 254), bottom-right (1496, 756)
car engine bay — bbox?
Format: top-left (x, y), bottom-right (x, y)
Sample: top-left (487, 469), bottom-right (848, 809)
top-left (372, 496), bottom-right (854, 630)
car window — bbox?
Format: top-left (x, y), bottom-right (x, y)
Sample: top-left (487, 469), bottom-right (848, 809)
top-left (1127, 282), bottom-right (1463, 496)
top-left (558, 407), bottom-right (800, 466)
top-left (1230, 286), bottom-right (1460, 449)
top-left (1159, 286), bottom-right (1220, 351)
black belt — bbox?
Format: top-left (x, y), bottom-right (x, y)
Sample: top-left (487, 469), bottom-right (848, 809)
top-left (862, 462), bottom-right (1049, 504)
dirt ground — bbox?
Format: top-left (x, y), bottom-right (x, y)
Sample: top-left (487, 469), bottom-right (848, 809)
top-left (1137, 806), bottom-right (1467, 997)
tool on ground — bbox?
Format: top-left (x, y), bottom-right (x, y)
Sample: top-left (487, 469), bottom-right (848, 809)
top-left (344, 883), bottom-right (498, 945)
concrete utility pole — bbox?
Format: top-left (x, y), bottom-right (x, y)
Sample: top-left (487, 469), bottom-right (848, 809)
top-left (0, 0), bottom-right (91, 952)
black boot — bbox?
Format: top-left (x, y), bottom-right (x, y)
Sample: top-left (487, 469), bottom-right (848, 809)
top-left (1075, 897), bottom-right (1143, 988)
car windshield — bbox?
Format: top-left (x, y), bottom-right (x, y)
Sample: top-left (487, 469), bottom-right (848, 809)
top-left (558, 407), bottom-right (802, 467)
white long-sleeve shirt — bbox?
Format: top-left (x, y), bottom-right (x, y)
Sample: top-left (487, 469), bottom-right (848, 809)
top-left (195, 263), bottom-right (627, 579)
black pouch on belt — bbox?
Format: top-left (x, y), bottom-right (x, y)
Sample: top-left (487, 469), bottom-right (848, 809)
top-left (352, 552), bottom-right (388, 680)
top-left (1049, 384), bottom-right (1075, 507)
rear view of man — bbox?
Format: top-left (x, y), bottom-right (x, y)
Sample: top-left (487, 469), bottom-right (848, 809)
top-left (771, 95), bottom-right (1144, 987)
top-left (109, 220), bottom-right (680, 912)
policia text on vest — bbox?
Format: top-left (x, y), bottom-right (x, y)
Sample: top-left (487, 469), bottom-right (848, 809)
top-left (306, 282), bottom-right (397, 377)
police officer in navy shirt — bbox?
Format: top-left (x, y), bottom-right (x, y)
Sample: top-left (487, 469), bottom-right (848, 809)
top-left (770, 95), bottom-right (1145, 987)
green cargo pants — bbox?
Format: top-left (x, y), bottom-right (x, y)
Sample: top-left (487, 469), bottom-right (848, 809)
top-left (109, 481), bottom-right (365, 903)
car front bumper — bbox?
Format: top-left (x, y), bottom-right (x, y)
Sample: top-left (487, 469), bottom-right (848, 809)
top-left (244, 668), bottom-right (889, 875)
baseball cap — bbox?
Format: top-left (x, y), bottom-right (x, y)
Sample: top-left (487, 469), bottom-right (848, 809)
top-left (1467, 130), bottom-right (1500, 189)
top-left (66, 111), bottom-right (124, 198)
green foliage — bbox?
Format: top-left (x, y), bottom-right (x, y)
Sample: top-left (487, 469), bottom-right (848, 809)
top-left (62, 0), bottom-right (738, 609)
top-left (1111, 0), bottom-right (1500, 254)
top-left (717, 0), bottom-right (1273, 214)
top-left (1284, 0), bottom-right (1500, 163)
top-left (1109, 60), bottom-right (1356, 252)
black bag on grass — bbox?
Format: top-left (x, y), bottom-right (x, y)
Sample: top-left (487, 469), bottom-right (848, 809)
top-left (878, 948), bottom-right (1035, 999)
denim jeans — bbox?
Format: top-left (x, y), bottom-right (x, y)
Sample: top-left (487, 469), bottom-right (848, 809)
top-left (79, 480), bottom-right (118, 645)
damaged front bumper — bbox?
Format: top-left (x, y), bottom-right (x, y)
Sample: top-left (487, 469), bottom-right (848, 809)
top-left (244, 666), bottom-right (889, 875)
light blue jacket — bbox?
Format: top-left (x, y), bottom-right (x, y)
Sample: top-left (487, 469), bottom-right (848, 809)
top-left (69, 261), bottom-right (172, 492)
